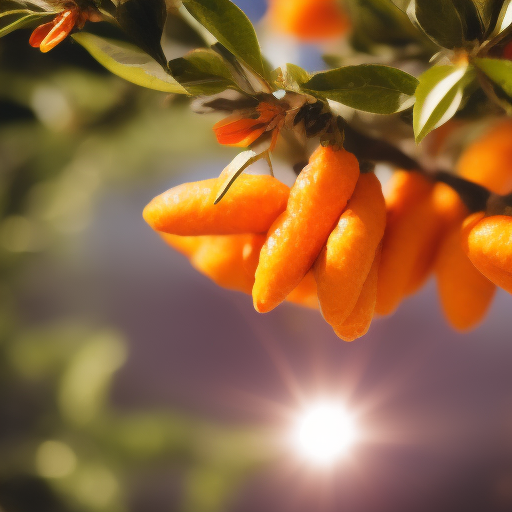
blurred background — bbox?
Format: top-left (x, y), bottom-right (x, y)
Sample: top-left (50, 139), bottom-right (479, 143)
top-left (2, 1), bottom-right (512, 511)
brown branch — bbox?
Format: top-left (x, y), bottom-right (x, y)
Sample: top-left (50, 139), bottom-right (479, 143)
top-left (342, 123), bottom-right (492, 213)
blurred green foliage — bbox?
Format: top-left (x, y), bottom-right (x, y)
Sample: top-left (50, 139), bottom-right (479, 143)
top-left (0, 27), bottom-right (274, 512)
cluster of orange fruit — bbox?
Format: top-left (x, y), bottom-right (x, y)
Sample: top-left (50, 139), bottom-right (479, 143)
top-left (144, 145), bottom-right (385, 341)
top-left (144, 120), bottom-right (512, 340)
top-left (379, 119), bottom-right (512, 331)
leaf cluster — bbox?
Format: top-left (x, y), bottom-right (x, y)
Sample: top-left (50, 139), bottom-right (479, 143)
top-left (2, 0), bottom-right (512, 144)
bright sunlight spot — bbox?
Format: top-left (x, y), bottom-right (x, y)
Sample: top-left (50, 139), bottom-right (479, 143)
top-left (293, 401), bottom-right (357, 466)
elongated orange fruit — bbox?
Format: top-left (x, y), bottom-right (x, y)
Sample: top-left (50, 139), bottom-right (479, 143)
top-left (163, 232), bottom-right (319, 307)
top-left (287, 271), bottom-right (319, 309)
top-left (462, 213), bottom-right (512, 294)
top-left (457, 120), bottom-right (512, 194)
top-left (161, 233), bottom-right (261, 293)
top-left (159, 233), bottom-right (203, 257)
top-left (143, 174), bottom-right (289, 236)
top-left (314, 172), bottom-right (386, 327)
top-left (334, 247), bottom-right (381, 341)
top-left (435, 220), bottom-right (495, 331)
top-left (404, 182), bottom-right (468, 295)
top-left (243, 235), bottom-right (319, 309)
top-left (253, 145), bottom-right (360, 313)
top-left (376, 171), bottom-right (433, 315)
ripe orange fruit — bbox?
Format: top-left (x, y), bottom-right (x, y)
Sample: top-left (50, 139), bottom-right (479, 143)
top-left (143, 174), bottom-right (289, 236)
top-left (334, 246), bottom-right (381, 342)
top-left (457, 120), bottom-right (512, 195)
top-left (314, 172), bottom-right (386, 328)
top-left (253, 145), bottom-right (360, 313)
top-left (376, 170), bottom-right (432, 315)
top-left (435, 220), bottom-right (495, 330)
top-left (267, 0), bottom-right (350, 41)
top-left (462, 213), bottom-right (512, 294)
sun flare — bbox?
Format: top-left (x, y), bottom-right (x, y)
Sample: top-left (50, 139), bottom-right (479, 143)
top-left (293, 401), bottom-right (357, 466)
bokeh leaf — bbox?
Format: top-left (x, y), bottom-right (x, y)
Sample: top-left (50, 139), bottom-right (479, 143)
top-left (301, 64), bottom-right (418, 114)
top-left (407, 0), bottom-right (466, 48)
top-left (181, 0), bottom-right (268, 81)
top-left (474, 58), bottom-right (512, 97)
top-left (72, 33), bottom-right (189, 94)
top-left (284, 63), bottom-right (311, 89)
top-left (413, 64), bottom-right (476, 142)
top-left (491, 0), bottom-right (512, 35)
top-left (169, 48), bottom-right (240, 95)
top-left (344, 0), bottom-right (428, 51)
top-left (114, 0), bottom-right (167, 67)
top-left (472, 0), bottom-right (504, 33)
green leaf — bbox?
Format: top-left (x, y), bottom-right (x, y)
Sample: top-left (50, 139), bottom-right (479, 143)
top-left (474, 58), bottom-right (512, 97)
top-left (181, 0), bottom-right (267, 81)
top-left (0, 2), bottom-right (58, 38)
top-left (407, 0), bottom-right (466, 48)
top-left (301, 65), bottom-right (418, 115)
top-left (472, 0), bottom-right (504, 33)
top-left (276, 63), bottom-right (311, 92)
top-left (413, 64), bottom-right (476, 142)
top-left (169, 48), bottom-right (240, 95)
top-left (214, 150), bottom-right (268, 204)
top-left (0, 11), bottom-right (47, 38)
top-left (284, 63), bottom-right (311, 87)
top-left (390, 0), bottom-right (409, 11)
top-left (491, 0), bottom-right (512, 35)
top-left (115, 0), bottom-right (167, 68)
top-left (72, 33), bottom-right (189, 94)
top-left (344, 0), bottom-right (428, 50)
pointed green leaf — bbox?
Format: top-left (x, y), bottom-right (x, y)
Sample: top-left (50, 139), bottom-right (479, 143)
top-left (72, 33), bottom-right (189, 94)
top-left (491, 0), bottom-right (512, 35)
top-left (181, 0), bottom-right (267, 81)
top-left (214, 150), bottom-right (268, 204)
top-left (285, 63), bottom-right (311, 88)
top-left (115, 0), bottom-right (167, 67)
top-left (0, 3), bottom-right (58, 38)
top-left (413, 64), bottom-right (476, 142)
top-left (345, 0), bottom-right (428, 50)
top-left (301, 65), bottom-right (418, 115)
top-left (169, 48), bottom-right (241, 95)
top-left (474, 58), bottom-right (512, 97)
top-left (0, 10), bottom-right (49, 37)
top-left (407, 0), bottom-right (466, 48)
top-left (472, 0), bottom-right (504, 33)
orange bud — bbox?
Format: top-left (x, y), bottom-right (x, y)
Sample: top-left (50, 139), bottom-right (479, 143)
top-left (213, 102), bottom-right (284, 148)
top-left (29, 21), bottom-right (55, 48)
top-left (213, 114), bottom-right (268, 147)
top-left (39, 9), bottom-right (79, 53)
